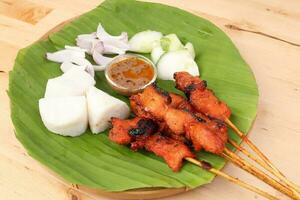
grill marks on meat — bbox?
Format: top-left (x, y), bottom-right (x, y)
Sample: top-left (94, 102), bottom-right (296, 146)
top-left (130, 84), bottom-right (228, 154)
top-left (194, 112), bottom-right (228, 144)
top-left (189, 88), bottom-right (231, 120)
top-left (109, 117), bottom-right (195, 171)
top-left (109, 117), bottom-right (140, 145)
top-left (164, 108), bottom-right (196, 135)
top-left (169, 93), bottom-right (194, 111)
top-left (130, 83), bottom-right (171, 121)
top-left (185, 122), bottom-right (225, 154)
top-left (109, 117), bottom-right (158, 150)
top-left (144, 134), bottom-right (195, 171)
top-left (109, 75), bottom-right (231, 171)
top-left (169, 92), bottom-right (228, 147)
top-left (174, 72), bottom-right (204, 91)
top-left (174, 72), bottom-right (231, 120)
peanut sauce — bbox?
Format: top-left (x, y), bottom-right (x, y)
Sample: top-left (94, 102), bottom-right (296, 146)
top-left (108, 57), bottom-right (155, 90)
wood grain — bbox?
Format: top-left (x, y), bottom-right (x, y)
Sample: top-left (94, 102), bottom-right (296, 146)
top-left (1, 0), bottom-right (300, 200)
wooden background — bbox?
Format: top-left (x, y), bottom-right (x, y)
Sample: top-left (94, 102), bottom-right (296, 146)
top-left (1, 0), bottom-right (300, 199)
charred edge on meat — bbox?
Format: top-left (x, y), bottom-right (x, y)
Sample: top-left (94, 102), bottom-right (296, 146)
top-left (182, 109), bottom-right (206, 123)
top-left (207, 115), bottom-right (226, 129)
top-left (183, 84), bottom-right (195, 100)
top-left (129, 128), bottom-right (145, 136)
top-left (173, 73), bottom-right (180, 90)
top-left (129, 119), bottom-right (159, 136)
top-left (185, 139), bottom-right (194, 149)
top-left (137, 119), bottom-right (159, 134)
top-left (202, 80), bottom-right (207, 88)
top-left (184, 81), bottom-right (207, 100)
top-left (151, 82), bottom-right (171, 103)
top-left (201, 160), bottom-right (212, 170)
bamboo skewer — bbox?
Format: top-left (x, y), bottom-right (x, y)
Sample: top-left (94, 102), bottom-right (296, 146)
top-left (185, 157), bottom-right (278, 200)
top-left (228, 139), bottom-right (300, 197)
top-left (223, 148), bottom-right (300, 200)
top-left (225, 119), bottom-right (288, 177)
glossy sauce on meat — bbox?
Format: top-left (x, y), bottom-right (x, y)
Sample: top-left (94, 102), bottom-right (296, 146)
top-left (108, 57), bottom-right (154, 90)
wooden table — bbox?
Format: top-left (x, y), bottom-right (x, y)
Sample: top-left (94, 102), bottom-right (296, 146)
top-left (1, 0), bottom-right (300, 199)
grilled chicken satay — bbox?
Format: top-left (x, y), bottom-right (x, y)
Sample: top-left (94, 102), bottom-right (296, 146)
top-left (174, 72), bottom-right (231, 120)
top-left (109, 117), bottom-right (158, 150)
top-left (145, 133), bottom-right (195, 171)
top-left (130, 84), bottom-right (227, 154)
top-left (130, 83), bottom-right (171, 121)
top-left (169, 93), bottom-right (228, 144)
top-left (109, 117), bottom-right (195, 171)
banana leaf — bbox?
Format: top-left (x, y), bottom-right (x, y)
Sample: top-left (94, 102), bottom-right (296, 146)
top-left (8, 0), bottom-right (258, 191)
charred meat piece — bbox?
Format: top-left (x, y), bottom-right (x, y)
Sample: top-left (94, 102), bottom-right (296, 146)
top-left (164, 108), bottom-right (197, 135)
top-left (145, 134), bottom-right (195, 171)
top-left (174, 72), bottom-right (231, 120)
top-left (194, 112), bottom-right (228, 143)
top-left (169, 93), bottom-right (194, 112)
top-left (109, 117), bottom-right (158, 150)
top-left (174, 72), bottom-right (204, 91)
top-left (130, 83), bottom-right (171, 121)
top-left (109, 117), bottom-right (195, 172)
top-left (109, 117), bottom-right (140, 145)
top-left (189, 88), bottom-right (231, 120)
top-left (169, 93), bottom-right (228, 143)
top-left (129, 84), bottom-right (228, 154)
top-left (130, 97), bottom-right (154, 119)
top-left (169, 93), bottom-right (185, 108)
top-left (185, 122), bottom-right (225, 154)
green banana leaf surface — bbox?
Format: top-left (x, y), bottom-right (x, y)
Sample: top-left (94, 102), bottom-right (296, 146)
top-left (9, 0), bottom-right (258, 192)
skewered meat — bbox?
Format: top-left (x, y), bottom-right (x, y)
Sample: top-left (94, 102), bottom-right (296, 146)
top-left (109, 117), bottom-right (158, 150)
top-left (109, 117), bottom-right (195, 171)
top-left (109, 117), bottom-right (139, 145)
top-left (168, 91), bottom-right (228, 144)
top-left (174, 72), bottom-right (231, 120)
top-left (185, 122), bottom-right (225, 153)
top-left (173, 71), bottom-right (204, 91)
top-left (169, 93), bottom-right (194, 111)
top-left (164, 108), bottom-right (197, 135)
top-left (144, 133), bottom-right (195, 171)
top-left (130, 83), bottom-right (228, 154)
top-left (130, 83), bottom-right (171, 121)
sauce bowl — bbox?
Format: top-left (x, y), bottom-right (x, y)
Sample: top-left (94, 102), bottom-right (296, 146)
top-left (105, 53), bottom-right (157, 96)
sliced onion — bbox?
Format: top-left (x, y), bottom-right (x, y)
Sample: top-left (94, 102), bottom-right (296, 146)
top-left (60, 62), bottom-right (86, 73)
top-left (92, 41), bottom-right (104, 54)
top-left (72, 58), bottom-right (95, 78)
top-left (77, 32), bottom-right (97, 39)
top-left (46, 49), bottom-right (85, 63)
top-left (65, 45), bottom-right (86, 53)
top-left (103, 44), bottom-right (126, 55)
top-left (92, 50), bottom-right (114, 66)
top-left (93, 65), bottom-right (106, 71)
top-left (76, 38), bottom-right (100, 54)
top-left (96, 23), bottom-right (128, 42)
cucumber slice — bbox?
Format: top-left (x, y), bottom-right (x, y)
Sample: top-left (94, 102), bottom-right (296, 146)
top-left (129, 30), bottom-right (163, 53)
top-left (151, 45), bottom-right (165, 64)
top-left (157, 50), bottom-right (199, 80)
top-left (184, 42), bottom-right (196, 59)
top-left (160, 34), bottom-right (184, 52)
